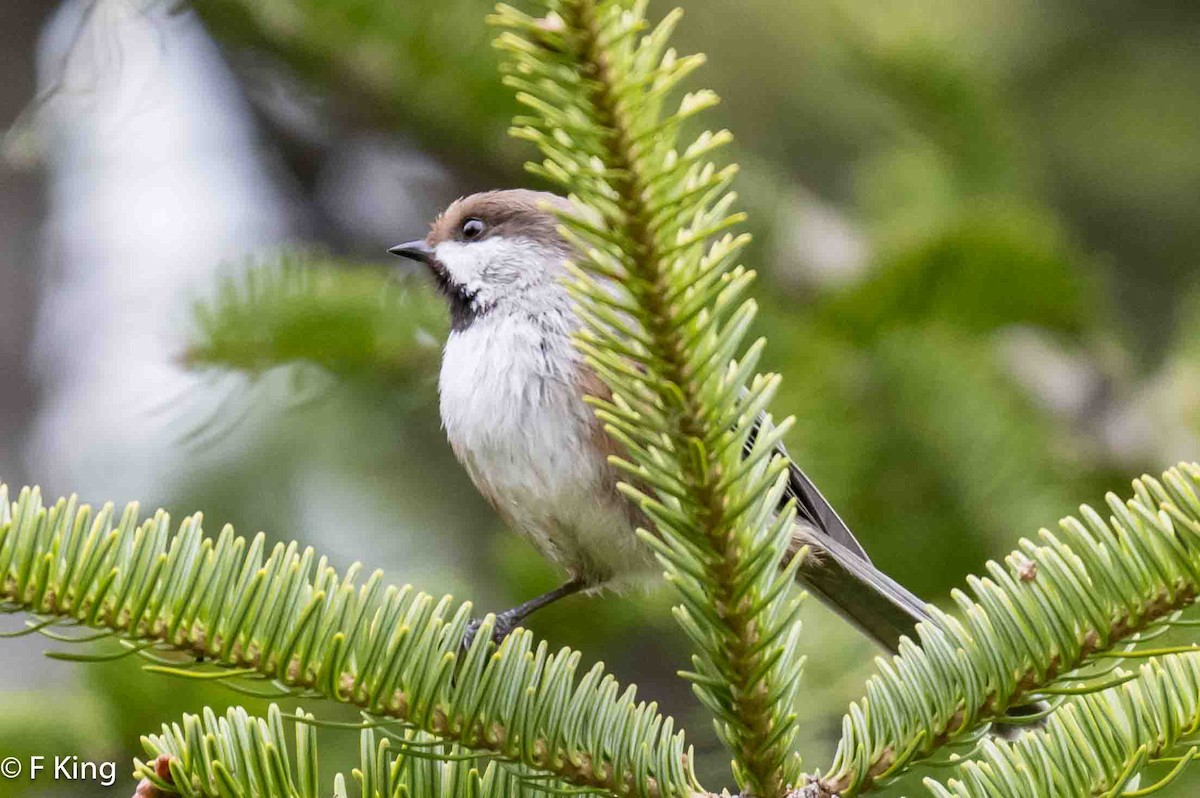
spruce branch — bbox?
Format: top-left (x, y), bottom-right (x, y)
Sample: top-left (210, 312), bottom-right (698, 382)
top-left (819, 463), bottom-right (1200, 796)
top-left (135, 705), bottom-right (322, 798)
top-left (185, 253), bottom-right (446, 385)
top-left (134, 703), bottom-right (537, 797)
top-left (0, 483), bottom-right (703, 798)
top-left (925, 654), bottom-right (1200, 797)
top-left (492, 2), bottom-right (804, 795)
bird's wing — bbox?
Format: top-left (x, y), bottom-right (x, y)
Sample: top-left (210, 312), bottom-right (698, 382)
top-left (589, 374), bottom-right (873, 563)
top-left (744, 412), bottom-right (871, 563)
top-left (745, 412), bottom-right (931, 650)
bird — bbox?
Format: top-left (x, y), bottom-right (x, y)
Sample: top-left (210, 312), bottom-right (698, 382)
top-left (389, 188), bottom-right (929, 653)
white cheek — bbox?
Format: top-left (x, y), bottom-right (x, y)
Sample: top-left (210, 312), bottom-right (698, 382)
top-left (435, 236), bottom-right (553, 300)
top-left (434, 239), bottom-right (486, 286)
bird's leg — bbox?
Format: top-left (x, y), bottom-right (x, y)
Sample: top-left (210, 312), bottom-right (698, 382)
top-left (463, 577), bottom-right (588, 649)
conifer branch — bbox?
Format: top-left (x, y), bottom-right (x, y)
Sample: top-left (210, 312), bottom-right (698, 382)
top-left (925, 654), bottom-right (1200, 797)
top-left (134, 704), bottom-right (538, 797)
top-left (0, 483), bottom-right (703, 797)
top-left (492, 2), bottom-right (804, 794)
top-left (186, 253), bottom-right (446, 385)
top-left (819, 463), bottom-right (1200, 796)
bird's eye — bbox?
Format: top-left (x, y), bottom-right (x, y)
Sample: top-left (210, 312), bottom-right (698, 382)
top-left (461, 218), bottom-right (485, 240)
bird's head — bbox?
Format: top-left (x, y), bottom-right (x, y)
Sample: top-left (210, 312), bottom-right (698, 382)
top-left (390, 189), bottom-right (575, 329)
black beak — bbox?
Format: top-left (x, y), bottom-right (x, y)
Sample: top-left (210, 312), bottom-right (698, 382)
top-left (388, 239), bottom-right (434, 263)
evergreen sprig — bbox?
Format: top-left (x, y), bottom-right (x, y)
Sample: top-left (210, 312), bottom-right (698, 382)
top-left (134, 705), bottom-right (322, 798)
top-left (491, 2), bottom-right (805, 795)
top-left (925, 654), bottom-right (1200, 797)
top-left (186, 253), bottom-right (446, 386)
top-left (820, 463), bottom-right (1200, 796)
top-left (134, 704), bottom-right (533, 797)
top-left (0, 483), bottom-right (701, 797)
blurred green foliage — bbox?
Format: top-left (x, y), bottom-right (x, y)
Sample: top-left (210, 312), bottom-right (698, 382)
top-left (8, 0), bottom-right (1195, 793)
top-left (184, 0), bottom-right (1198, 789)
top-left (187, 255), bottom-right (446, 385)
top-left (195, 0), bottom-right (523, 181)
top-left (822, 205), bottom-right (1093, 340)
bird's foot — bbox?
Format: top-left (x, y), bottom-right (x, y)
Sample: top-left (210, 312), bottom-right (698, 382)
top-left (461, 611), bottom-right (522, 653)
top-left (459, 580), bottom-right (587, 653)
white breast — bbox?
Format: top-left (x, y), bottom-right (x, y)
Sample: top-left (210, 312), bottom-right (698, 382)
top-left (439, 311), bottom-right (654, 585)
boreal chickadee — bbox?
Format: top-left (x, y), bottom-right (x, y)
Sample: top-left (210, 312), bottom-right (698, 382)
top-left (390, 189), bottom-right (928, 650)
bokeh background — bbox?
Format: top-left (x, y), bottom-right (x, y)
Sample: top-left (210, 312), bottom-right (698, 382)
top-left (0, 0), bottom-right (1198, 794)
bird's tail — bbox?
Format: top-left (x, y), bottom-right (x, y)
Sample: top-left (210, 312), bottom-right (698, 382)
top-left (791, 533), bottom-right (928, 654)
top-left (779, 453), bottom-right (1047, 726)
top-left (791, 531), bottom-right (1050, 731)
top-left (775, 452), bottom-right (928, 653)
